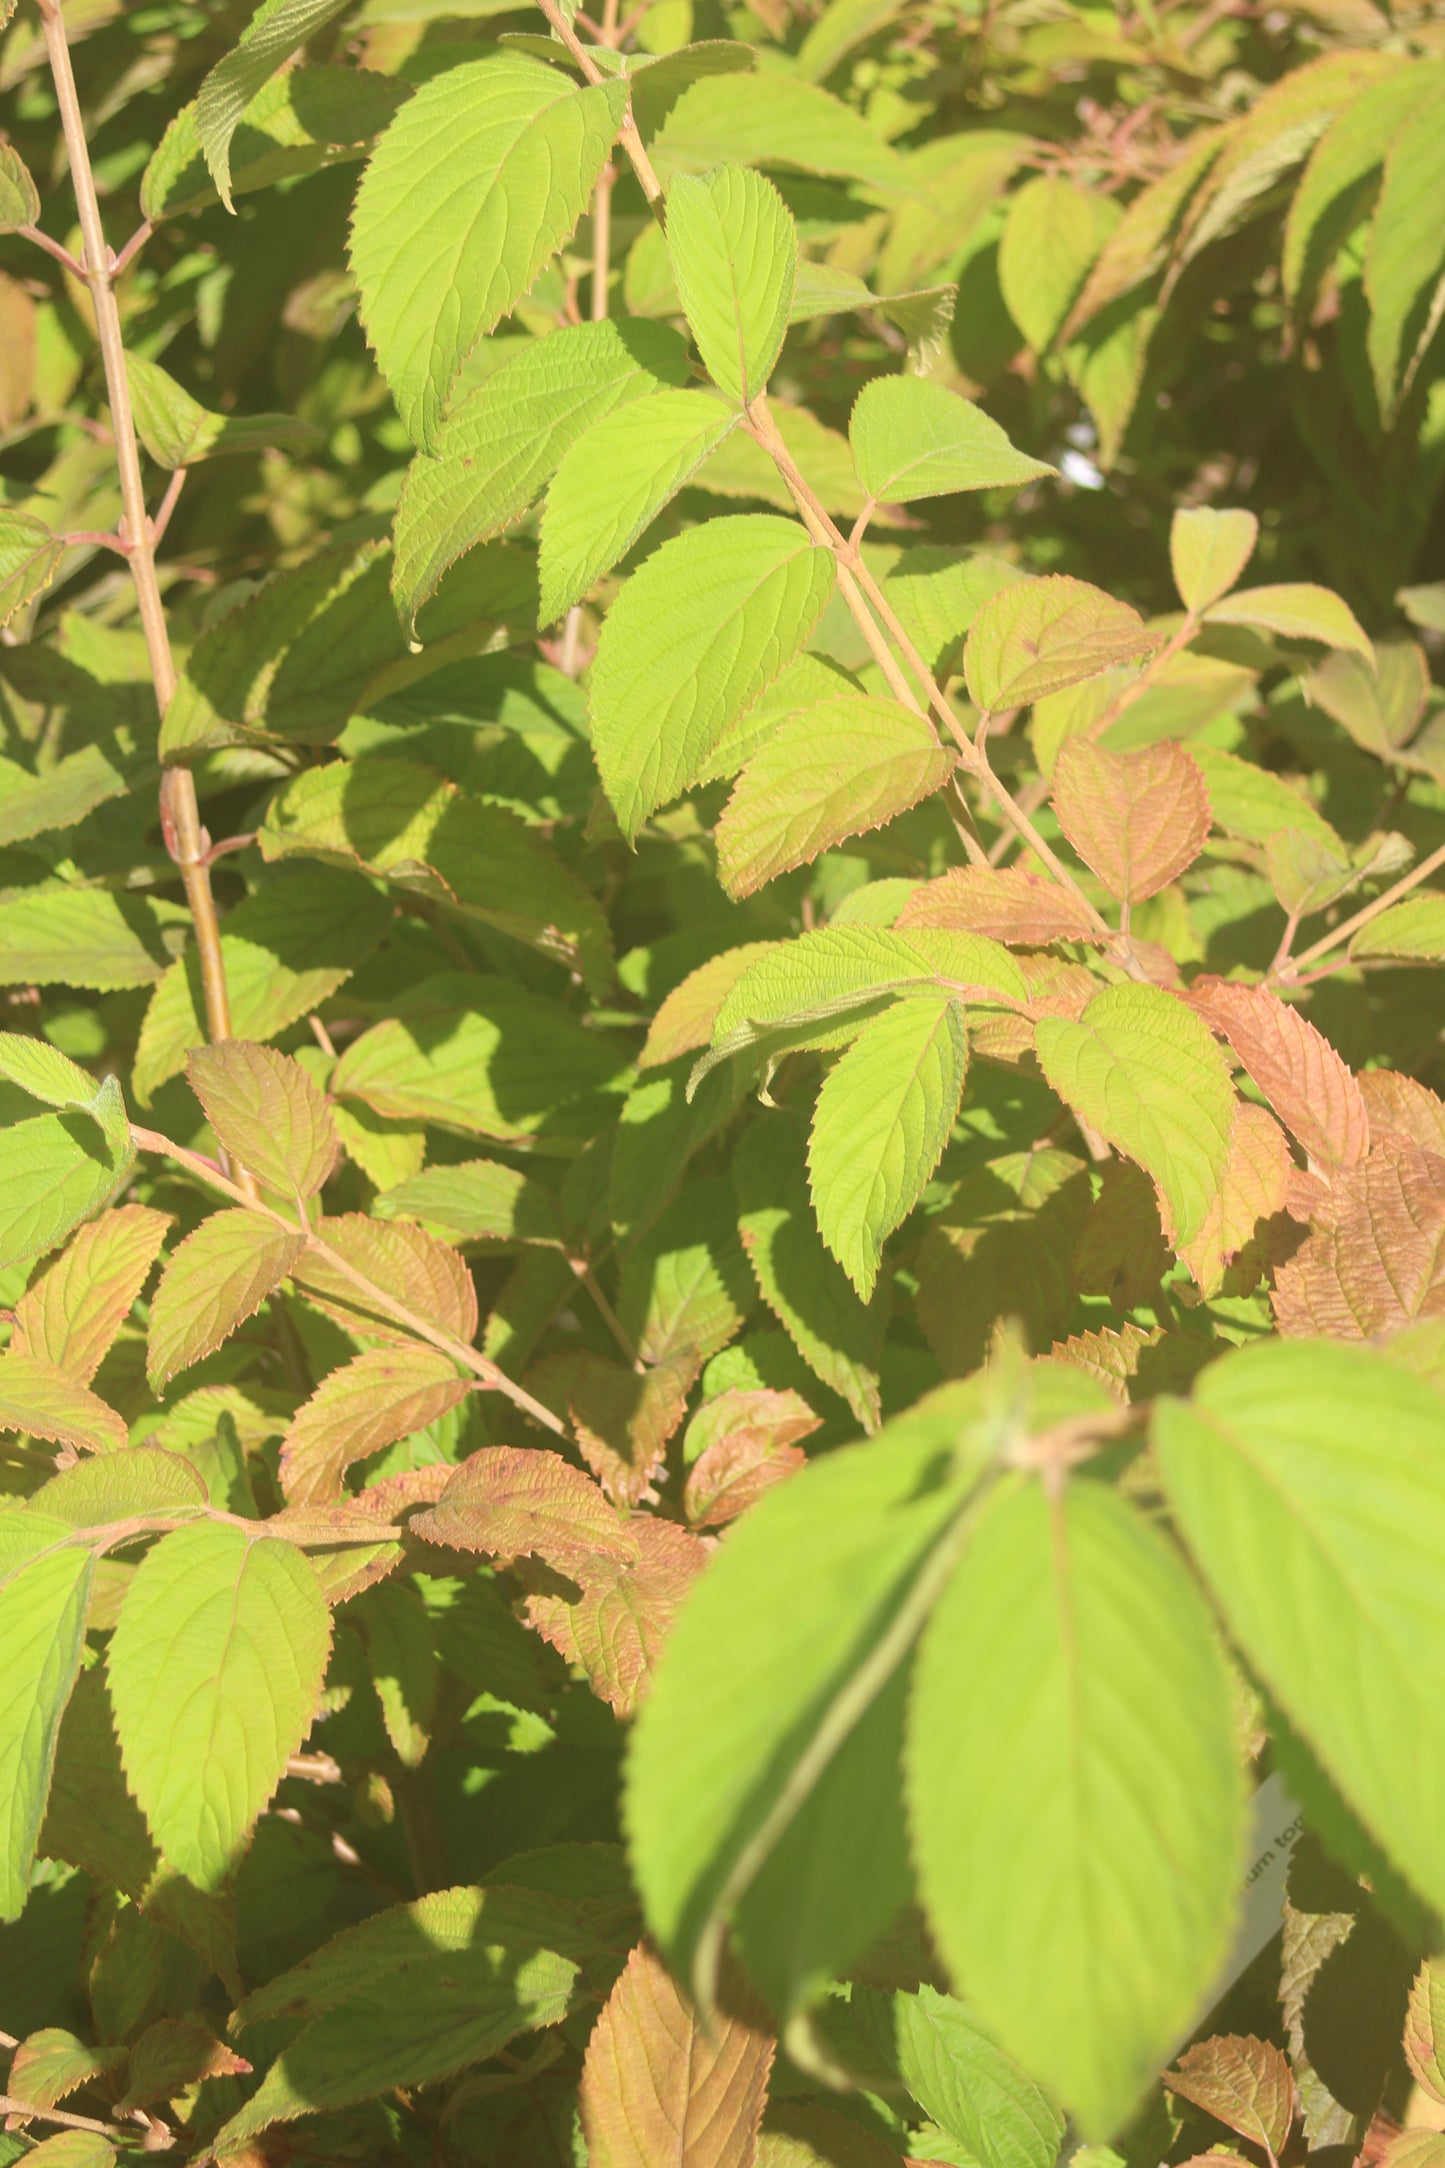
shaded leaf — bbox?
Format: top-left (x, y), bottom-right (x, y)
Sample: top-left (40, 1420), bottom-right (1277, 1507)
top-left (522, 1516), bottom-right (709, 1716)
top-left (528, 1348), bottom-right (697, 1507)
top-left (125, 351), bottom-right (318, 466)
top-left (915, 1148), bottom-right (1092, 1376)
top-left (1205, 583), bottom-right (1372, 662)
top-left (1167, 2035), bottom-right (1293, 2159)
top-left (116, 2015), bottom-right (250, 2110)
top-left (1271, 1136), bottom-right (1445, 1338)
top-left (195, 0), bottom-right (355, 209)
top-left (0, 508), bottom-right (65, 628)
top-left (374, 1158), bottom-right (565, 1247)
top-left (887, 1985), bottom-right (1066, 2168)
top-left (1363, 80), bottom-right (1445, 419)
top-left (683, 1389), bottom-right (815, 1527)
top-left (1170, 507), bottom-right (1258, 613)
top-left (1178, 1103), bottom-right (1293, 1299)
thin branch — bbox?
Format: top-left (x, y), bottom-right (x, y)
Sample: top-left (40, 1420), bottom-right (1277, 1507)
top-left (129, 1124), bottom-right (570, 1437)
top-left (109, 217), bottom-right (153, 278)
top-left (15, 224), bottom-right (84, 276)
top-left (568, 1255), bottom-right (642, 1371)
top-left (37, 0), bottom-right (236, 1050)
top-left (60, 528), bottom-right (129, 554)
top-left (1279, 838), bottom-right (1445, 980)
top-left (0, 2097), bottom-right (118, 2137)
top-left (150, 463), bottom-right (187, 545)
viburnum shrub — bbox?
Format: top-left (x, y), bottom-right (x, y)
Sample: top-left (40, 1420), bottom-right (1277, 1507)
top-left (1, 0), bottom-right (1445, 2158)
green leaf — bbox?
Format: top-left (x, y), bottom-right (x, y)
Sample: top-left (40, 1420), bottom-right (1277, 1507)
top-left (850, 377), bottom-right (1053, 506)
top-left (374, 1159), bottom-right (565, 1246)
top-left (0, 742), bottom-right (137, 850)
top-left (734, 1114), bottom-right (887, 1431)
top-left (0, 1352), bottom-right (129, 1454)
top-left (134, 868), bottom-right (390, 1103)
top-left (1364, 80), bottom-right (1445, 419)
top-left (648, 72), bottom-right (903, 189)
top-left (124, 352), bottom-right (319, 466)
top-left (195, 0), bottom-right (355, 211)
top-left (257, 756), bottom-right (612, 989)
top-left (1035, 983), bottom-right (1235, 1247)
top-left (626, 1384), bottom-right (988, 2015)
top-left (964, 575), bottom-right (1159, 713)
top-left (0, 508), bottom-right (65, 627)
top-left (146, 1211), bottom-right (308, 1391)
top-left (538, 386), bottom-right (738, 625)
top-left (0, 884), bottom-right (189, 991)
top-left (1189, 744), bottom-right (1341, 850)
top-left (666, 164), bottom-right (797, 406)
top-left (142, 66), bottom-right (407, 221)
top-left (216, 1887), bottom-right (588, 2152)
top-left (617, 1175), bottom-right (754, 1365)
top-left (1282, 62), bottom-right (1445, 310)
top-left (998, 174), bottom-right (1116, 352)
top-left (331, 973), bottom-right (631, 1147)
top-left (1170, 506), bottom-right (1259, 613)
top-left (882, 548), bottom-right (1030, 678)
top-left (1351, 894), bottom-right (1445, 960)
top-left (628, 41), bottom-right (758, 139)
top-left (350, 55), bottom-right (629, 449)
top-left (0, 141), bottom-right (40, 229)
top-left (30, 1445), bottom-right (208, 1527)
top-left (393, 318), bottom-right (689, 635)
top-left (886, 1986), bottom-right (1066, 2168)
top-left (0, 1036), bottom-right (135, 1274)
top-left (693, 399), bottom-right (867, 519)
top-left (809, 991), bottom-right (968, 1299)
top-left (0, 1512), bottom-right (93, 1920)
top-left (1204, 582), bottom-right (1373, 662)
top-left (911, 1476), bottom-right (1244, 2138)
top-left (187, 1041), bottom-right (338, 1200)
top-left (589, 513), bottom-right (835, 840)
top-left (716, 694), bottom-right (954, 898)
top-left (107, 1520), bottom-right (332, 1890)
top-left (1155, 1338), bottom-right (1445, 1923)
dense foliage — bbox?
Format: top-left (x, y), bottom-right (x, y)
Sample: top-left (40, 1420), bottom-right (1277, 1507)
top-left (1, 0), bottom-right (1444, 2160)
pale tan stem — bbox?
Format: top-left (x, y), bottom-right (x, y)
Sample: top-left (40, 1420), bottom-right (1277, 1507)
top-left (1281, 838), bottom-right (1445, 979)
top-left (129, 1125), bottom-right (568, 1437)
top-left (37, 0), bottom-right (234, 1048)
top-left (534, 0), bottom-right (665, 208)
top-left (0, 2098), bottom-right (118, 2138)
top-left (590, 161), bottom-right (616, 319)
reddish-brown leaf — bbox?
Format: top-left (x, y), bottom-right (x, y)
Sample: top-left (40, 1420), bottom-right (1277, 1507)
top-left (579, 1942), bottom-right (774, 2168)
top-left (411, 1445), bottom-right (638, 1576)
top-left (1360, 1071), bottom-right (1445, 1160)
top-left (1166, 2034), bottom-right (1293, 2158)
top-left (1052, 737), bottom-right (1211, 904)
top-left (12, 1205), bottom-right (171, 1383)
top-left (682, 1387), bottom-right (818, 1528)
top-left (1179, 1103), bottom-right (1293, 1298)
top-left (1405, 1961), bottom-right (1445, 2108)
top-left (1271, 1137), bottom-right (1445, 1338)
top-left (528, 1348), bottom-right (700, 1507)
top-left (1041, 1320), bottom-right (1157, 1402)
top-left (279, 1346), bottom-right (471, 1505)
top-left (293, 1213), bottom-right (477, 1346)
top-left (117, 2017), bottom-right (250, 2111)
top-left (896, 865), bottom-right (1104, 946)
top-left (1190, 979), bottom-right (1369, 1171)
top-left (523, 1517), bottom-right (708, 1717)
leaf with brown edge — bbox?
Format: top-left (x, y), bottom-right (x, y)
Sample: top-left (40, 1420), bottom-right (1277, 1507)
top-left (715, 697), bottom-right (954, 899)
top-left (527, 1349), bottom-right (700, 1507)
top-left (963, 574), bottom-right (1160, 714)
top-left (12, 1206), bottom-right (171, 1383)
top-left (1052, 738), bottom-right (1211, 905)
top-left (146, 1213), bottom-right (306, 1392)
top-left (293, 1214), bottom-right (477, 1346)
top-left (116, 2017), bottom-right (250, 2112)
top-left (1359, 1072), bottom-right (1445, 1160)
top-left (579, 1941), bottom-right (773, 2168)
top-left (682, 1387), bottom-right (819, 1528)
top-left (1166, 2034), bottom-right (1293, 2159)
top-left (1271, 1137), bottom-right (1445, 1339)
top-left (524, 1516), bottom-right (708, 1717)
top-left (1189, 980), bottom-right (1368, 1172)
top-left (279, 1346), bottom-right (470, 1505)
top-left (0, 1351), bottom-right (129, 1454)
top-left (897, 865), bottom-right (1104, 946)
top-left (411, 1446), bottom-right (638, 1576)
top-left (1405, 1960), bottom-right (1445, 2106)
top-left (5, 2030), bottom-right (124, 2122)
top-left (640, 943), bottom-right (780, 1070)
top-left (1073, 1158), bottom-right (1173, 1309)
top-left (1179, 1104), bottom-right (1293, 1299)
top-left (188, 1041), bottom-right (337, 1201)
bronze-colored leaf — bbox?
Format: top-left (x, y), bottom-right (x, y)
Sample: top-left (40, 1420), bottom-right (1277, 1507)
top-left (1166, 2034), bottom-right (1294, 2158)
top-left (682, 1387), bottom-right (817, 1528)
top-left (1359, 1072), bottom-right (1445, 1161)
top-left (279, 1345), bottom-right (470, 1505)
top-left (1179, 1103), bottom-right (1293, 1299)
top-left (527, 1347), bottom-right (700, 1506)
top-left (11, 1205), bottom-right (171, 1383)
top-left (1190, 979), bottom-right (1368, 1171)
top-left (1405, 1960), bottom-right (1445, 2108)
top-left (523, 1516), bottom-right (708, 1717)
top-left (1271, 1137), bottom-right (1445, 1339)
top-left (896, 864), bottom-right (1105, 946)
top-left (1052, 737), bottom-right (1211, 904)
top-left (579, 1941), bottom-right (773, 2168)
top-left (293, 1213), bottom-right (478, 1346)
top-left (410, 1445), bottom-right (637, 1576)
